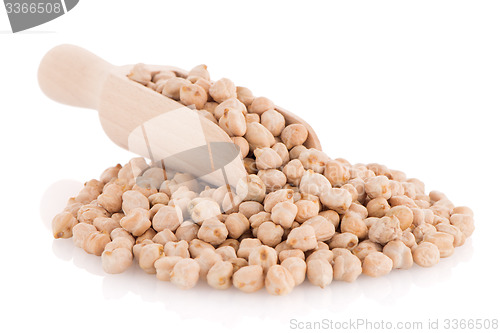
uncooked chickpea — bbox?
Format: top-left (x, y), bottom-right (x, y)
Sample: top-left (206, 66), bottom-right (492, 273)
top-left (121, 190), bottom-right (149, 215)
top-left (237, 238), bottom-right (263, 260)
top-left (236, 86), bottom-right (254, 107)
top-left (333, 252), bottom-right (363, 282)
top-left (324, 160), bottom-right (350, 187)
top-left (232, 137), bottom-right (250, 158)
top-left (194, 248), bottom-right (222, 280)
top-left (286, 225), bottom-right (317, 251)
top-left (289, 145), bottom-right (307, 161)
top-left (389, 196), bottom-right (417, 208)
top-left (248, 245), bottom-right (278, 273)
top-left (352, 240), bottom-right (382, 261)
top-left (300, 170), bottom-right (331, 197)
top-left (249, 96), bottom-right (274, 114)
top-left (215, 246), bottom-right (237, 261)
top-left (245, 113), bottom-right (260, 123)
top-left (102, 247), bottom-right (133, 274)
top-left (162, 77), bottom-right (190, 100)
top-left (272, 142), bottom-right (290, 166)
top-left (244, 122), bottom-right (275, 150)
top-left (283, 159), bottom-right (304, 186)
top-left (238, 201), bottom-right (264, 219)
top-left (170, 258), bottom-right (200, 290)
top-left (219, 239), bottom-right (240, 253)
top-left (307, 259), bottom-right (333, 288)
top-left (187, 64), bottom-right (210, 82)
top-left (318, 210), bottom-right (340, 229)
top-left (189, 198), bottom-right (221, 223)
top-left (232, 265), bottom-right (264, 293)
top-left (218, 107), bottom-right (247, 137)
top-left (119, 208), bottom-right (151, 236)
top-left (450, 214), bottom-right (475, 238)
top-left (451, 206), bottom-right (473, 217)
top-left (306, 249), bottom-right (333, 264)
top-left (299, 148), bottom-right (329, 174)
top-left (75, 179), bottom-right (104, 204)
top-left (257, 222), bottom-right (284, 247)
top-left (258, 169), bottom-right (287, 193)
top-left (413, 223), bottom-right (437, 243)
top-left (254, 147), bottom-right (283, 170)
top-left (207, 261), bottom-right (234, 290)
top-left (214, 98), bottom-right (246, 119)
top-left (329, 232), bottom-right (358, 250)
top-left (152, 205), bottom-right (182, 232)
top-left (412, 242), bottom-right (440, 267)
top-left (383, 240), bottom-right (413, 269)
top-left (436, 223), bottom-right (465, 247)
top-left (281, 124), bottom-right (309, 149)
top-left (225, 213), bottom-right (250, 239)
top-left (154, 256), bottom-right (183, 281)
top-left (398, 229), bottom-right (417, 248)
top-left (294, 199), bottom-right (319, 223)
top-left (362, 252), bottom-right (393, 277)
top-left (97, 184), bottom-right (123, 214)
top-left (265, 265), bottom-right (295, 296)
top-left (365, 176), bottom-right (391, 200)
top-left (93, 217), bottom-right (120, 235)
top-left (52, 212), bottom-right (78, 239)
top-left (366, 197), bottom-right (391, 218)
top-left (163, 240), bottom-right (190, 258)
top-left (209, 78), bottom-right (237, 103)
top-left (263, 189), bottom-right (294, 212)
top-left (180, 83), bottom-right (208, 109)
top-left (197, 217), bottom-right (228, 246)
top-left (278, 249), bottom-right (305, 262)
top-left (261, 109), bottom-right (286, 136)
top-left (99, 164), bottom-right (122, 184)
top-left (77, 204), bottom-right (110, 224)
top-left (319, 187), bottom-right (352, 214)
top-left (340, 214), bottom-right (368, 239)
top-left (249, 211), bottom-right (272, 230)
top-left (368, 216), bottom-right (401, 245)
top-left (423, 232), bottom-right (454, 258)
top-left (110, 228), bottom-right (135, 245)
top-left (271, 201), bottom-right (298, 229)
top-left (152, 229), bottom-right (177, 245)
top-left (136, 228), bottom-right (156, 244)
top-left (303, 216), bottom-right (335, 242)
top-left (386, 206), bottom-right (413, 230)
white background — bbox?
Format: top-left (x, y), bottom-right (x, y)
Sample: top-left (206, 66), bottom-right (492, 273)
top-left (1, 1), bottom-right (499, 332)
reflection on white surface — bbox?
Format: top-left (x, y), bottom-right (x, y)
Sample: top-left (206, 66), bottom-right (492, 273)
top-left (39, 179), bottom-right (84, 230)
top-left (45, 180), bottom-right (474, 325)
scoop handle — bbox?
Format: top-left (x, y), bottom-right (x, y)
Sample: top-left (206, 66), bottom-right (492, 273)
top-left (38, 44), bottom-right (115, 110)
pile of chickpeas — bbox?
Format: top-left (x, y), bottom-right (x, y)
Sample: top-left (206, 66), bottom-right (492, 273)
top-left (51, 63), bottom-right (475, 295)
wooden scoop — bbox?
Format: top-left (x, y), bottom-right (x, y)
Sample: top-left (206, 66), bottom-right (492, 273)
top-left (38, 44), bottom-right (321, 188)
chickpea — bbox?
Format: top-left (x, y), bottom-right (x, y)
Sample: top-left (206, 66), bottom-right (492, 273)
top-left (132, 181), bottom-right (157, 198)
top-left (362, 252), bottom-right (392, 277)
top-left (187, 64), bottom-right (210, 82)
top-left (119, 208), bottom-right (151, 236)
top-left (244, 122), bottom-right (275, 150)
top-left (77, 204), bottom-right (110, 224)
top-left (215, 246), bottom-right (237, 261)
top-left (179, 83), bottom-right (208, 109)
top-left (97, 184), bottom-right (123, 214)
top-left (225, 213), bottom-right (250, 239)
top-left (306, 249), bottom-right (334, 264)
top-left (450, 214), bottom-right (475, 238)
top-left (386, 206), bottom-right (413, 230)
top-left (194, 248), bottom-right (222, 280)
top-left (303, 216), bottom-right (335, 242)
top-left (272, 142), bottom-right (290, 166)
top-left (300, 170), bottom-right (331, 197)
top-left (152, 205), bottom-right (182, 232)
top-left (366, 197), bottom-right (391, 218)
top-left (280, 257), bottom-right (306, 286)
top-left (139, 243), bottom-right (164, 274)
top-left (278, 249), bottom-right (305, 262)
top-left (93, 217), bottom-right (120, 235)
top-left (64, 202), bottom-right (83, 218)
top-left (136, 227), bottom-right (156, 243)
top-left (232, 136), bottom-right (250, 158)
top-left (99, 164), bottom-right (122, 184)
top-left (436, 223), bottom-right (465, 247)
top-left (237, 238), bottom-right (262, 260)
top-left (110, 228), bottom-right (135, 245)
top-left (329, 232), bottom-right (358, 250)
top-left (197, 217), bottom-right (228, 246)
top-left (348, 178), bottom-right (367, 204)
top-left (287, 145), bottom-right (305, 161)
top-left (263, 189), bottom-right (294, 212)
top-left (174, 221), bottom-right (199, 242)
top-left (102, 247), bottom-right (133, 274)
top-left (331, 248), bottom-right (352, 259)
top-left (121, 190), bottom-right (149, 215)
top-left (368, 216), bottom-right (401, 245)
top-left (75, 179), bottom-right (104, 204)
top-left (257, 169), bottom-right (287, 192)
top-left (451, 206), bottom-right (473, 217)
top-left (353, 240), bottom-right (382, 261)
top-left (340, 214), bottom-right (368, 239)
top-left (307, 259), bottom-right (333, 288)
top-left (423, 232), bottom-right (455, 258)
top-left (298, 148), bottom-right (329, 174)
top-left (232, 265), bottom-right (264, 293)
top-left (281, 124), bottom-right (308, 149)
top-left (265, 265), bottom-right (295, 296)
top-left (398, 229), bottom-right (417, 248)
top-left (412, 242), bottom-right (440, 267)
top-left (207, 261), bottom-right (233, 290)
top-left (83, 231), bottom-right (111, 256)
top-left (365, 176), bottom-right (391, 200)
top-left (389, 180), bottom-right (405, 197)
top-left (170, 258), bottom-right (200, 290)
top-left (389, 196), bottom-right (417, 208)
top-left (219, 107), bottom-right (247, 137)
top-left (189, 198), bottom-right (221, 223)
top-left (319, 187), bottom-right (352, 214)
top-left (238, 201), bottom-right (264, 219)
top-left (383, 240), bottom-right (413, 269)
top-left (294, 199), bottom-right (319, 223)
top-left (269, 201), bottom-right (297, 229)
top-left (248, 245), bottom-right (278, 273)
top-left (164, 240), bottom-right (190, 258)
top-left (318, 210), bottom-right (339, 229)
top-left (245, 113), bottom-right (260, 123)
top-left (248, 211), bottom-right (271, 230)
top-left (209, 78), bottom-right (237, 103)
top-left (247, 96), bottom-right (273, 114)
top-left (413, 223), bottom-right (437, 243)
top-left (254, 148), bottom-right (282, 170)
top-left (149, 193), bottom-right (169, 206)
top-left (162, 77), bottom-right (190, 100)
top-left (236, 86), bottom-right (254, 106)
top-left (52, 212), bottom-right (78, 239)
top-left (333, 252), bottom-right (363, 282)
top-left (260, 109), bottom-right (285, 136)
top-left (283, 159), bottom-right (305, 186)
top-left (324, 160), bottom-right (350, 187)
top-left (257, 222), bottom-right (284, 247)
top-left (127, 63), bottom-right (151, 84)
top-left (152, 229), bottom-right (177, 246)
top-left (286, 225), bottom-right (317, 251)
top-left (229, 257), bottom-right (249, 274)
top-left (155, 256), bottom-right (183, 281)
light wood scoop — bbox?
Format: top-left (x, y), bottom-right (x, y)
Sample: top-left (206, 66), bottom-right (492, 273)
top-left (38, 44), bottom-right (321, 188)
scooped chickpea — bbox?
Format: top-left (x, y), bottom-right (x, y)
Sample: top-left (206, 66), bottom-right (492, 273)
top-left (368, 216), bottom-right (401, 245)
top-left (436, 223), bottom-right (465, 247)
top-left (295, 199), bottom-right (320, 223)
top-left (155, 256), bottom-right (183, 281)
top-left (189, 198), bottom-right (221, 223)
top-left (329, 232), bottom-right (359, 251)
top-left (263, 189), bottom-right (294, 212)
top-left (245, 122), bottom-right (275, 150)
top-left (121, 190), bottom-right (149, 215)
top-left (197, 217), bottom-right (228, 246)
top-left (412, 242), bottom-right (440, 267)
top-left (180, 83), bottom-right (208, 109)
top-left (187, 64), bottom-right (210, 82)
top-left (300, 170), bottom-right (331, 197)
top-left (219, 107), bottom-right (247, 137)
top-left (265, 265), bottom-right (295, 296)
top-left (423, 232), bottom-right (455, 258)
top-left (120, 208), bottom-right (151, 236)
top-left (260, 109), bottom-right (285, 136)
top-left (175, 221), bottom-right (200, 242)
top-left (383, 240), bottom-right (413, 269)
top-left (52, 212), bottom-right (78, 239)
top-left (307, 259), bottom-right (333, 288)
top-left (152, 205), bottom-right (182, 232)
top-left (138, 243), bottom-right (164, 274)
top-left (450, 214), bottom-right (475, 238)
top-left (236, 86), bottom-right (254, 107)
top-left (99, 164), bottom-right (122, 184)
top-left (213, 98), bottom-right (246, 119)
top-left (248, 96), bottom-right (274, 114)
top-left (386, 206), bottom-right (413, 230)
top-left (320, 187), bottom-right (352, 214)
top-left (362, 252), bottom-right (393, 277)
top-left (162, 77), bottom-right (190, 100)
top-left (333, 252), bottom-right (363, 282)
top-left (303, 216), bottom-right (335, 242)
top-left (283, 159), bottom-right (305, 186)
top-left (248, 245), bottom-right (278, 273)
top-left (225, 213), bottom-right (250, 239)
top-left (233, 265), bottom-right (264, 293)
top-left (209, 78), bottom-right (237, 103)
top-left (254, 148), bottom-right (282, 170)
top-left (352, 240), bottom-right (383, 261)
top-left (232, 137), bottom-right (250, 158)
top-left (271, 201), bottom-right (298, 229)
top-left (281, 124), bottom-right (309, 149)
top-left (170, 258), bottom-right (201, 290)
top-left (257, 169), bottom-right (287, 193)
top-left (272, 142), bottom-right (290, 166)
top-left (257, 222), bottom-right (284, 247)
top-left (287, 225), bottom-right (317, 251)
